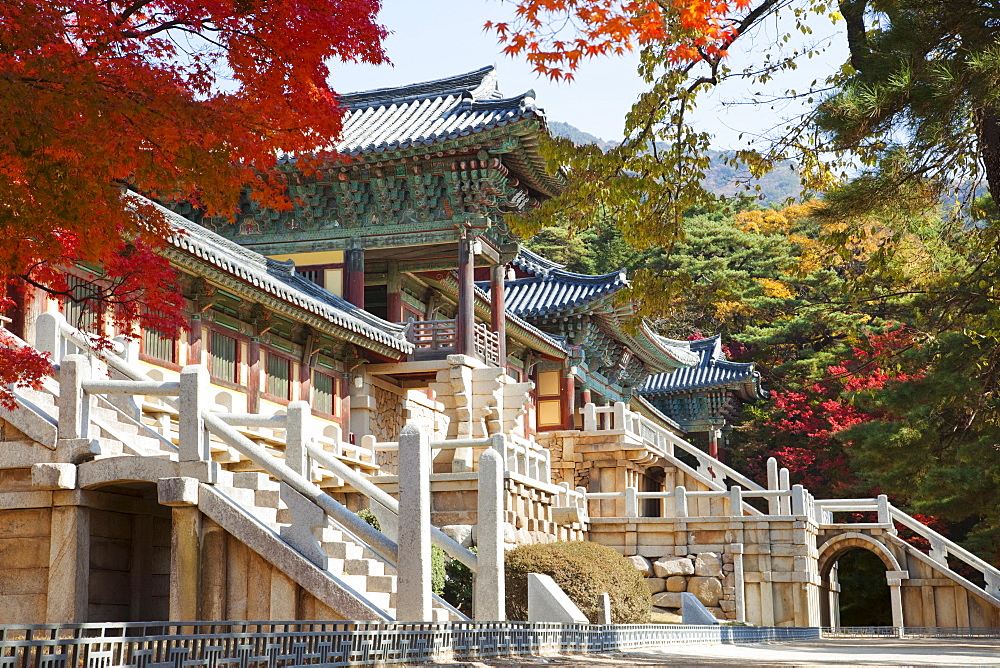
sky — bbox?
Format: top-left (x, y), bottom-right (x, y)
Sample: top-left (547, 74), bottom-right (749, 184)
top-left (326, 1), bottom-right (849, 149)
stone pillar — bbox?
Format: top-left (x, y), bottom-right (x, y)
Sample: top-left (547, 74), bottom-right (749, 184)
top-left (285, 400), bottom-right (310, 476)
top-left (456, 235), bottom-right (475, 357)
top-left (47, 501), bottom-right (90, 622)
top-left (35, 310), bottom-right (64, 365)
top-left (475, 448), bottom-right (505, 621)
top-left (179, 365), bottom-right (210, 463)
top-left (886, 570), bottom-right (908, 633)
top-left (397, 423), bottom-right (432, 621)
top-left (59, 355), bottom-right (92, 441)
top-left (489, 262), bottom-right (506, 365)
top-left (766, 457), bottom-right (779, 514)
top-left (731, 543), bottom-right (746, 623)
top-left (346, 240), bottom-right (365, 309)
top-left (159, 478), bottom-right (202, 622)
top-left (200, 518), bottom-right (228, 620)
top-left (349, 373), bottom-right (373, 442)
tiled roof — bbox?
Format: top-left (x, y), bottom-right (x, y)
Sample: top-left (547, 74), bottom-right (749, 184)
top-left (330, 66), bottom-right (544, 157)
top-left (484, 266), bottom-right (628, 318)
top-left (511, 247), bottom-right (566, 276)
top-left (640, 335), bottom-right (766, 396)
top-left (129, 193), bottom-right (412, 355)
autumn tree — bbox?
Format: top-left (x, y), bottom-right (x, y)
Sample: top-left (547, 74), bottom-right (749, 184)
top-left (0, 0), bottom-right (389, 404)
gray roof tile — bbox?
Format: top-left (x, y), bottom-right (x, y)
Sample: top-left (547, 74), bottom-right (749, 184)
top-left (641, 335), bottom-right (766, 396)
top-left (128, 192), bottom-right (412, 355)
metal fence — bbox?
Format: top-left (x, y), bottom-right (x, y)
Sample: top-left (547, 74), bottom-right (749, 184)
top-left (823, 627), bottom-right (1000, 638)
top-left (0, 621), bottom-right (820, 668)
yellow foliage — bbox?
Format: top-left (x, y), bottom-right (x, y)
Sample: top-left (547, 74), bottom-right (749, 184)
top-left (712, 298), bottom-right (753, 321)
top-left (755, 278), bottom-right (795, 299)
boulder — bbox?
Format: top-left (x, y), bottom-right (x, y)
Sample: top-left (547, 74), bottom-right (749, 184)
top-left (645, 577), bottom-right (666, 595)
top-left (693, 552), bottom-right (723, 577)
top-left (653, 556), bottom-right (694, 577)
top-left (651, 591), bottom-right (683, 609)
top-left (666, 576), bottom-right (687, 592)
top-left (626, 554), bottom-right (653, 576)
top-left (687, 576), bottom-right (723, 607)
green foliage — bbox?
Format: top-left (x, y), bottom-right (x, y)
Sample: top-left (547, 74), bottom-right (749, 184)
top-left (504, 541), bottom-right (651, 623)
top-left (357, 508), bottom-right (380, 531)
top-left (431, 546), bottom-right (446, 597)
top-left (441, 547), bottom-right (476, 616)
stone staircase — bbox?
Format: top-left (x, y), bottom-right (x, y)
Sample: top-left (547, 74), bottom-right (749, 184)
top-left (7, 375), bottom-right (460, 622)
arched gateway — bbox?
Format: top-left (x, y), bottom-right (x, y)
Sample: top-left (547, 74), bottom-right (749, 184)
top-left (817, 531), bottom-right (906, 629)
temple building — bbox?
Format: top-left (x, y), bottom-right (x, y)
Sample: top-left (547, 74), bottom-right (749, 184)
top-left (4, 66), bottom-right (991, 630)
top-left (640, 335), bottom-right (768, 461)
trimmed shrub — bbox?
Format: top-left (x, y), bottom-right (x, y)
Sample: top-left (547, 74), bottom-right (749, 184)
top-left (505, 541), bottom-right (651, 623)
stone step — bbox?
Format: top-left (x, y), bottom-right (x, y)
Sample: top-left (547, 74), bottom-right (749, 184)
top-left (344, 558), bottom-right (384, 577)
top-left (231, 471), bottom-right (281, 492)
top-left (365, 574), bottom-right (396, 594)
top-left (324, 541), bottom-right (364, 561)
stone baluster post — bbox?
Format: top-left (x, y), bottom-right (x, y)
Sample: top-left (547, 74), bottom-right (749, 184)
top-left (475, 448), bottom-right (505, 620)
top-left (179, 365), bottom-right (210, 463)
top-left (766, 457), bottom-right (779, 515)
top-left (624, 487), bottom-right (638, 518)
top-left (59, 355), bottom-right (92, 441)
top-left (729, 485), bottom-right (743, 517)
top-left (778, 467), bottom-right (791, 515)
top-left (284, 400), bottom-right (310, 478)
top-left (583, 403), bottom-right (597, 431)
top-left (791, 484), bottom-right (806, 516)
top-left (613, 401), bottom-right (627, 431)
top-left (397, 423), bottom-right (432, 621)
top-left (674, 485), bottom-right (688, 518)
top-left (877, 494), bottom-right (890, 525)
top-left (36, 311), bottom-right (65, 366)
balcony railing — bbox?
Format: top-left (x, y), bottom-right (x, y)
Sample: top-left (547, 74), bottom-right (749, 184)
top-left (400, 319), bottom-right (501, 366)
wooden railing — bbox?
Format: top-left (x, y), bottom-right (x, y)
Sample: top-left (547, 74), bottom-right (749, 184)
top-left (401, 319), bottom-right (502, 367)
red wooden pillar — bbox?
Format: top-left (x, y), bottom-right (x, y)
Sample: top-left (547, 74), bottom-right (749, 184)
top-left (247, 338), bottom-right (261, 414)
top-left (386, 261), bottom-right (403, 323)
top-left (562, 373), bottom-right (575, 429)
top-left (456, 235), bottom-right (475, 357)
top-left (346, 242), bottom-right (365, 309)
top-left (489, 262), bottom-right (506, 366)
top-left (188, 314), bottom-right (203, 366)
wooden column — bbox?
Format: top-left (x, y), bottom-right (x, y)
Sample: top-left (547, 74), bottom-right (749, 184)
top-left (490, 262), bottom-right (506, 365)
top-left (247, 338), bottom-right (261, 414)
top-left (456, 235), bottom-right (475, 357)
top-left (562, 373), bottom-right (575, 430)
top-left (188, 314), bottom-right (203, 365)
top-left (346, 241), bottom-right (365, 309)
top-left (387, 261), bottom-right (403, 323)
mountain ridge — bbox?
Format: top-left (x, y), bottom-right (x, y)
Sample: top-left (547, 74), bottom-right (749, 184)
top-left (547, 120), bottom-right (802, 205)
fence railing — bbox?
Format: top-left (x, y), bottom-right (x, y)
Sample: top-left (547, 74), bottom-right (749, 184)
top-left (580, 402), bottom-right (763, 493)
top-left (0, 621), bottom-right (821, 668)
top-left (28, 312), bottom-right (485, 615)
top-left (400, 319), bottom-right (502, 367)
top-left (365, 432), bottom-right (552, 488)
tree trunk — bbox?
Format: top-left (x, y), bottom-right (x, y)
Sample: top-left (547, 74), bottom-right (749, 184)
top-left (977, 109), bottom-right (1000, 202)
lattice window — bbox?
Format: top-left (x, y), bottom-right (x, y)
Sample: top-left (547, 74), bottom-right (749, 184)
top-left (64, 275), bottom-right (100, 332)
top-left (266, 353), bottom-right (291, 399)
top-left (142, 321), bottom-right (176, 363)
top-left (209, 331), bottom-right (238, 383)
top-left (313, 371), bottom-right (337, 416)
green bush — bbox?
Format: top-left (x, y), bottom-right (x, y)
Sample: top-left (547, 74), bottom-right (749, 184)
top-left (505, 541), bottom-right (651, 623)
top-left (442, 546), bottom-right (476, 615)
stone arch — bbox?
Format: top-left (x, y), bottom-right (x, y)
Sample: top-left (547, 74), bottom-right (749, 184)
top-left (817, 531), bottom-right (901, 578)
top-left (817, 531), bottom-right (902, 628)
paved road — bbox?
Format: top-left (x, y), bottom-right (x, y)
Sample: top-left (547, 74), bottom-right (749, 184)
top-left (438, 637), bottom-right (1000, 666)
